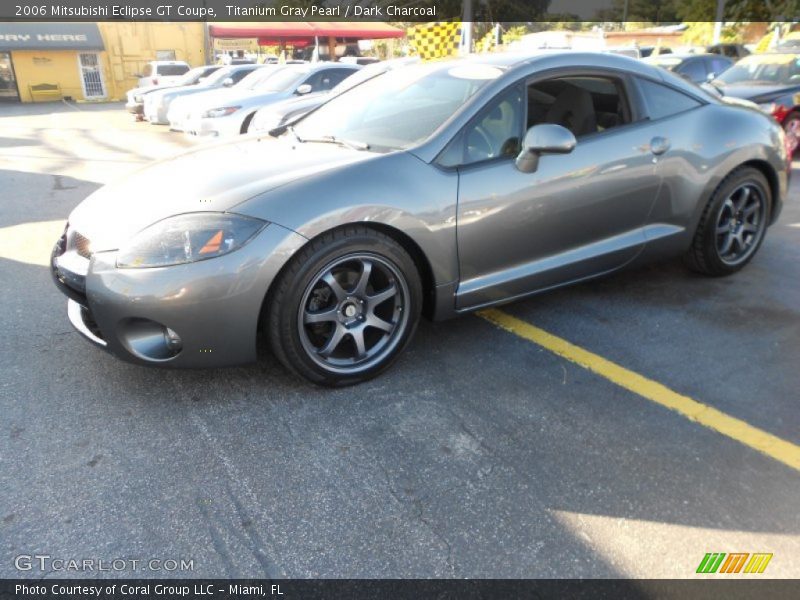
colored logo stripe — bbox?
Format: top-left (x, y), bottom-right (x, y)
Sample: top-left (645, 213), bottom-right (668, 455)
top-left (719, 553), bottom-right (749, 573)
top-left (744, 553), bottom-right (773, 573)
top-left (696, 553), bottom-right (726, 573)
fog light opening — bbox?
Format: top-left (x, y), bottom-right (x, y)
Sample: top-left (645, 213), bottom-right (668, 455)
top-left (119, 318), bottom-right (183, 361)
top-left (164, 327), bottom-right (183, 352)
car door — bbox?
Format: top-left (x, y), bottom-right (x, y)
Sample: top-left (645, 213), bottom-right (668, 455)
top-left (451, 72), bottom-right (667, 310)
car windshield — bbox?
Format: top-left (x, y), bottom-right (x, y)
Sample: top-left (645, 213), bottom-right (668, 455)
top-left (258, 67), bottom-right (306, 92)
top-left (240, 66), bottom-right (290, 90)
top-left (177, 67), bottom-right (212, 86)
top-left (292, 63), bottom-right (503, 151)
top-left (715, 54), bottom-right (800, 85)
top-left (200, 67), bottom-right (240, 87)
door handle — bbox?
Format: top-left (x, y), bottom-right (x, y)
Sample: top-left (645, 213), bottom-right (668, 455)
top-left (650, 136), bottom-right (671, 156)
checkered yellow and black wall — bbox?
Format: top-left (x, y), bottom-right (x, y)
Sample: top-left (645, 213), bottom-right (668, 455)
top-left (407, 21), bottom-right (462, 61)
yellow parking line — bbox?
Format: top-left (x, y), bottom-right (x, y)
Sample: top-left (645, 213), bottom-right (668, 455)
top-left (478, 308), bottom-right (800, 473)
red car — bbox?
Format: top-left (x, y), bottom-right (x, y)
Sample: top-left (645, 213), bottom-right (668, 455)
top-left (712, 52), bottom-right (800, 156)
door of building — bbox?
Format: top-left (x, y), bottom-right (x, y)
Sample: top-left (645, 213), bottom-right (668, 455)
top-left (78, 52), bottom-right (106, 99)
top-left (0, 52), bottom-right (20, 102)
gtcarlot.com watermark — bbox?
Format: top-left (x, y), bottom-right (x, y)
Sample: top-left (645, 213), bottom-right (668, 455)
top-left (14, 554), bottom-right (194, 573)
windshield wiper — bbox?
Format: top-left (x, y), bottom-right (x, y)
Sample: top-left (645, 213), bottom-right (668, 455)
top-left (300, 134), bottom-right (370, 151)
top-left (286, 125), bottom-right (302, 143)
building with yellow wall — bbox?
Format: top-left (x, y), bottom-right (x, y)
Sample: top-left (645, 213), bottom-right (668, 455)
top-left (0, 22), bottom-right (206, 103)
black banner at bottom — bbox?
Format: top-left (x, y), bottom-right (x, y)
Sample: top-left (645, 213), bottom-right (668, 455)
top-left (1, 580), bottom-right (798, 600)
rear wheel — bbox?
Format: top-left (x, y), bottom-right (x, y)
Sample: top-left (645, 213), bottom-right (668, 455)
top-left (684, 167), bottom-right (770, 276)
top-left (267, 227), bottom-right (422, 386)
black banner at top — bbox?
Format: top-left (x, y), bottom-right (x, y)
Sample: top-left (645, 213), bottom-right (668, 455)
top-left (1, 0), bottom-right (799, 22)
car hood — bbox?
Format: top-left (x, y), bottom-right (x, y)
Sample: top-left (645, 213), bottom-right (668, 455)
top-left (189, 88), bottom-right (282, 112)
top-left (68, 136), bottom-right (377, 251)
top-left (260, 92), bottom-right (327, 116)
top-left (715, 83), bottom-right (800, 102)
top-left (161, 84), bottom-right (220, 102)
top-left (128, 84), bottom-right (170, 97)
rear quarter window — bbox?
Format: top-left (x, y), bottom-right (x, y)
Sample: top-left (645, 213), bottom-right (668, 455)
top-left (157, 64), bottom-right (190, 76)
top-left (637, 78), bottom-right (703, 120)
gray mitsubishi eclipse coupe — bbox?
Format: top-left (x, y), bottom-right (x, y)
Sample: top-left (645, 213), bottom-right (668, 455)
top-left (51, 52), bottom-right (790, 386)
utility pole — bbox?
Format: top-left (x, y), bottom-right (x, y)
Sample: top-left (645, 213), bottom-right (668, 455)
top-left (461, 0), bottom-right (473, 56)
top-left (712, 0), bottom-right (725, 45)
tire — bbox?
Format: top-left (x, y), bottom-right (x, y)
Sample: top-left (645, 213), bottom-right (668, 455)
top-left (267, 226), bottom-right (423, 386)
top-left (683, 167), bottom-right (771, 276)
top-left (241, 112), bottom-right (256, 135)
top-left (784, 111), bottom-right (800, 157)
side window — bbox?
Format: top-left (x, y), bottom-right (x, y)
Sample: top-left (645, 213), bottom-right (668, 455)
top-left (638, 79), bottom-right (702, 120)
top-left (321, 69), bottom-right (354, 90)
top-left (528, 75), bottom-right (632, 137)
top-left (305, 69), bottom-right (351, 92)
top-left (679, 60), bottom-right (706, 83)
top-left (229, 68), bottom-right (253, 84)
top-left (710, 58), bottom-right (731, 77)
top-left (439, 85), bottom-right (524, 167)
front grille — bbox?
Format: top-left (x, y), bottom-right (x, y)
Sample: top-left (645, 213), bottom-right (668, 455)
top-left (73, 231), bottom-right (92, 259)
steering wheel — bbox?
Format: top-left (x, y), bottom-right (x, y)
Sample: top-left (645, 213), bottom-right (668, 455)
top-left (466, 125), bottom-right (495, 162)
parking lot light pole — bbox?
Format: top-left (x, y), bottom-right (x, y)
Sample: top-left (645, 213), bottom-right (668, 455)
top-left (461, 0), bottom-right (473, 55)
top-left (712, 0), bottom-right (725, 44)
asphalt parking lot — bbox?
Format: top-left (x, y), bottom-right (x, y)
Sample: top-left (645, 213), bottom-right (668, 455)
top-left (1, 101), bottom-right (799, 578)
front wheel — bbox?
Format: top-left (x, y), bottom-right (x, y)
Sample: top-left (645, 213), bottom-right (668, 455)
top-left (267, 227), bottom-right (422, 386)
top-left (684, 167), bottom-right (771, 276)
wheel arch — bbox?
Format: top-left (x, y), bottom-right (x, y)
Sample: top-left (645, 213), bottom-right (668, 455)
top-left (257, 222), bottom-right (438, 349)
top-left (739, 159), bottom-right (780, 223)
top-left (241, 111), bottom-right (257, 134)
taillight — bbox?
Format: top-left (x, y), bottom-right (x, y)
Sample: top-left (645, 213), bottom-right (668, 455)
top-left (152, 78), bottom-right (158, 85)
top-left (772, 104), bottom-right (790, 123)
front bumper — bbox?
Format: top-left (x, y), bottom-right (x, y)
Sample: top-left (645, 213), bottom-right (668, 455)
top-left (185, 114), bottom-right (242, 138)
top-left (144, 101), bottom-right (169, 125)
top-left (51, 223), bottom-right (308, 368)
top-left (125, 101), bottom-right (144, 115)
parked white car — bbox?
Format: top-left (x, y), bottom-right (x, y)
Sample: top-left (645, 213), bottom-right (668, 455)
top-left (147, 64), bottom-right (264, 126)
top-left (135, 61), bottom-right (190, 88)
top-left (182, 63), bottom-right (361, 138)
top-left (125, 65), bottom-right (222, 120)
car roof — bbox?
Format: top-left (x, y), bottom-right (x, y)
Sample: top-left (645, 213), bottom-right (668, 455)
top-left (424, 50), bottom-right (663, 80)
top-left (647, 53), bottom-right (724, 60)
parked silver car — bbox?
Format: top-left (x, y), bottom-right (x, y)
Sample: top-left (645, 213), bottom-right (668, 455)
top-left (248, 58), bottom-right (419, 135)
top-left (52, 53), bottom-right (789, 385)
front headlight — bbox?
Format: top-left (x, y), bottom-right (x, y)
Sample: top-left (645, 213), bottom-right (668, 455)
top-left (116, 213), bottom-right (266, 269)
top-left (134, 94), bottom-right (143, 103)
top-left (202, 106), bottom-right (241, 118)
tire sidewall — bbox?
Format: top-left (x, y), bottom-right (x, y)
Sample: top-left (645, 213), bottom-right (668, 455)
top-left (701, 168), bottom-right (771, 274)
top-left (272, 231), bottom-right (422, 386)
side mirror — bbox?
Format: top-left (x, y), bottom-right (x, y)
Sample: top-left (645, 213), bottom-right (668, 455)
top-left (222, 77), bottom-right (234, 87)
top-left (295, 84), bottom-right (313, 95)
top-left (515, 124), bottom-right (576, 174)
top-left (706, 72), bottom-right (716, 82)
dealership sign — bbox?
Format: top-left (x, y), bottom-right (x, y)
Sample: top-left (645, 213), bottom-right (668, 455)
top-left (0, 23), bottom-right (104, 51)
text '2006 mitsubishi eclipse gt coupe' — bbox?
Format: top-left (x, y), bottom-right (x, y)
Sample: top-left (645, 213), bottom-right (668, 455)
top-left (51, 52), bottom-right (790, 386)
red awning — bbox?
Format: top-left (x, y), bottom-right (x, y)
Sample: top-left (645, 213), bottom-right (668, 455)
top-left (209, 22), bottom-right (404, 40)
